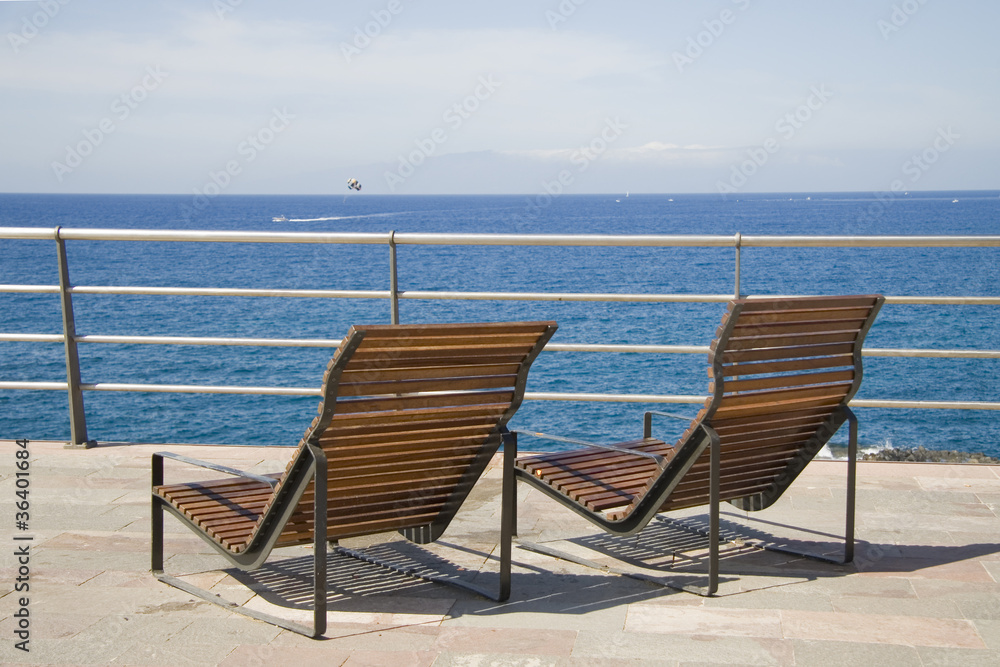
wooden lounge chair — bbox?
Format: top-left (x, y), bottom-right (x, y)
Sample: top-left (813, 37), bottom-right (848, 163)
top-left (152, 321), bottom-right (557, 637)
top-left (514, 295), bottom-right (884, 594)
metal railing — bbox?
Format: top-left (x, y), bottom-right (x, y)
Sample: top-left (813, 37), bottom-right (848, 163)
top-left (2, 226), bottom-right (999, 447)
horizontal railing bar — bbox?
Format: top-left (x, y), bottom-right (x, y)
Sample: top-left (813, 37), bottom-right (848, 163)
top-left (69, 286), bottom-right (390, 299)
top-left (546, 344), bottom-right (709, 354)
top-left (398, 290), bottom-right (733, 303)
top-left (76, 334), bottom-right (343, 348)
top-left (0, 381), bottom-right (69, 391)
top-left (4, 284), bottom-right (999, 306)
top-left (5, 332), bottom-right (1000, 359)
top-left (0, 285), bottom-right (60, 294)
top-left (852, 399), bottom-right (1000, 410)
top-left (80, 382), bottom-right (321, 396)
top-left (4, 380), bottom-right (998, 410)
top-left (864, 347), bottom-right (1000, 359)
top-left (741, 236), bottom-right (1000, 248)
top-left (392, 233), bottom-right (736, 247)
top-left (525, 391), bottom-right (704, 404)
top-left (3, 227), bottom-right (1000, 248)
top-left (0, 334), bottom-right (65, 343)
top-left (885, 296), bottom-right (1000, 306)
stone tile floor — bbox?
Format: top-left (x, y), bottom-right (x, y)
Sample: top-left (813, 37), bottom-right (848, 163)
top-left (1, 440), bottom-right (999, 666)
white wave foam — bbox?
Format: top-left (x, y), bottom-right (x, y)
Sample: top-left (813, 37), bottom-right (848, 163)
top-left (279, 212), bottom-right (409, 223)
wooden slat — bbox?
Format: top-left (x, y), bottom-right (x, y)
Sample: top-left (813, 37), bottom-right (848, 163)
top-left (719, 369), bottom-right (855, 394)
top-left (730, 317), bottom-right (868, 337)
top-left (333, 391), bottom-right (515, 415)
top-left (337, 374), bottom-right (518, 397)
top-left (719, 342), bottom-right (856, 365)
top-left (733, 306), bottom-right (880, 325)
top-left (328, 404), bottom-right (507, 430)
top-left (715, 354), bottom-right (854, 378)
top-left (338, 362), bottom-right (522, 383)
top-left (354, 332), bottom-right (547, 349)
top-left (713, 393), bottom-right (845, 420)
top-left (737, 296), bottom-right (880, 312)
top-left (322, 428), bottom-right (494, 457)
top-left (718, 382), bottom-right (853, 408)
top-left (722, 329), bottom-right (861, 351)
top-left (353, 321), bottom-right (555, 338)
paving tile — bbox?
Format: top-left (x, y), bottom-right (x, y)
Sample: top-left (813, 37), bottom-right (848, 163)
top-left (269, 621), bottom-right (441, 651)
top-left (915, 646), bottom-right (1000, 666)
top-left (572, 630), bottom-right (793, 665)
top-left (217, 644), bottom-right (352, 667)
top-left (625, 605), bottom-right (783, 638)
top-left (857, 557), bottom-right (996, 582)
top-left (909, 579), bottom-right (1000, 620)
top-left (981, 561), bottom-right (1000, 582)
top-left (779, 609), bottom-right (985, 648)
top-left (342, 650), bottom-right (438, 667)
top-left (829, 594), bottom-right (962, 618)
top-left (443, 598), bottom-right (629, 633)
top-left (168, 615), bottom-right (282, 645)
top-left (430, 654), bottom-right (565, 667)
top-left (434, 627), bottom-right (577, 656)
top-left (0, 611), bottom-right (101, 640)
top-left (703, 590), bottom-right (835, 612)
top-left (971, 619), bottom-right (1000, 650)
top-left (4, 637), bottom-right (135, 665)
top-left (110, 639), bottom-right (240, 666)
top-left (789, 639), bottom-right (921, 666)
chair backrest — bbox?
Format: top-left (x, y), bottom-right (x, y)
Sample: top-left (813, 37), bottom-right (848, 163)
top-left (657, 295), bottom-right (884, 513)
top-left (259, 321), bottom-right (557, 549)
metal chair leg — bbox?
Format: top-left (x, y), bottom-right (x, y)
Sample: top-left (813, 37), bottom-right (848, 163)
top-left (706, 427), bottom-right (720, 596)
top-left (309, 445), bottom-right (328, 637)
top-left (498, 431), bottom-right (516, 601)
top-left (844, 408), bottom-right (858, 564)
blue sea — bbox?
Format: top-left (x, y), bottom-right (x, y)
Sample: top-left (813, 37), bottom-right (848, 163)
top-left (1, 191), bottom-right (998, 458)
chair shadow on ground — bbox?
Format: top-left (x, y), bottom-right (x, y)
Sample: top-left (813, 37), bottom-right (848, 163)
top-left (564, 511), bottom-right (1000, 588)
top-left (215, 515), bottom-right (1000, 616)
top-left (219, 540), bottom-right (678, 617)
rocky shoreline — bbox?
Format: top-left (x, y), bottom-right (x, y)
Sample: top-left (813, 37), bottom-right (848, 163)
top-left (860, 446), bottom-right (1000, 464)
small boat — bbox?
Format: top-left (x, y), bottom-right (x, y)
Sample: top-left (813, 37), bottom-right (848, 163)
top-left (952, 199), bottom-right (959, 203)
top-left (272, 215), bottom-right (288, 222)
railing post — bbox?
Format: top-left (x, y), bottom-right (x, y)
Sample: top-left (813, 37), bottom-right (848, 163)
top-left (388, 230), bottom-right (400, 324)
top-left (55, 228), bottom-right (94, 448)
top-left (734, 232), bottom-right (742, 299)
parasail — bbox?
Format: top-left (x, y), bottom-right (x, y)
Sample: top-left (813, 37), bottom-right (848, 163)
top-left (347, 178), bottom-right (361, 191)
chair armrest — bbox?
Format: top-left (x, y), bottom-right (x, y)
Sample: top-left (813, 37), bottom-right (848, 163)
top-left (152, 451), bottom-right (279, 488)
top-left (642, 410), bottom-right (696, 438)
top-left (512, 430), bottom-right (666, 468)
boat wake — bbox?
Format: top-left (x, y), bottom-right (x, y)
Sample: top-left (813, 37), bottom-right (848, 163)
top-left (272, 212), bottom-right (409, 223)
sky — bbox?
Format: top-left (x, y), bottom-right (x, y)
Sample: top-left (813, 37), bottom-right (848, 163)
top-left (1, 0), bottom-right (997, 196)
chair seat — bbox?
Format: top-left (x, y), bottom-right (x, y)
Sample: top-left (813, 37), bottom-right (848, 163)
top-left (155, 475), bottom-right (280, 553)
top-left (515, 438), bottom-right (669, 513)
